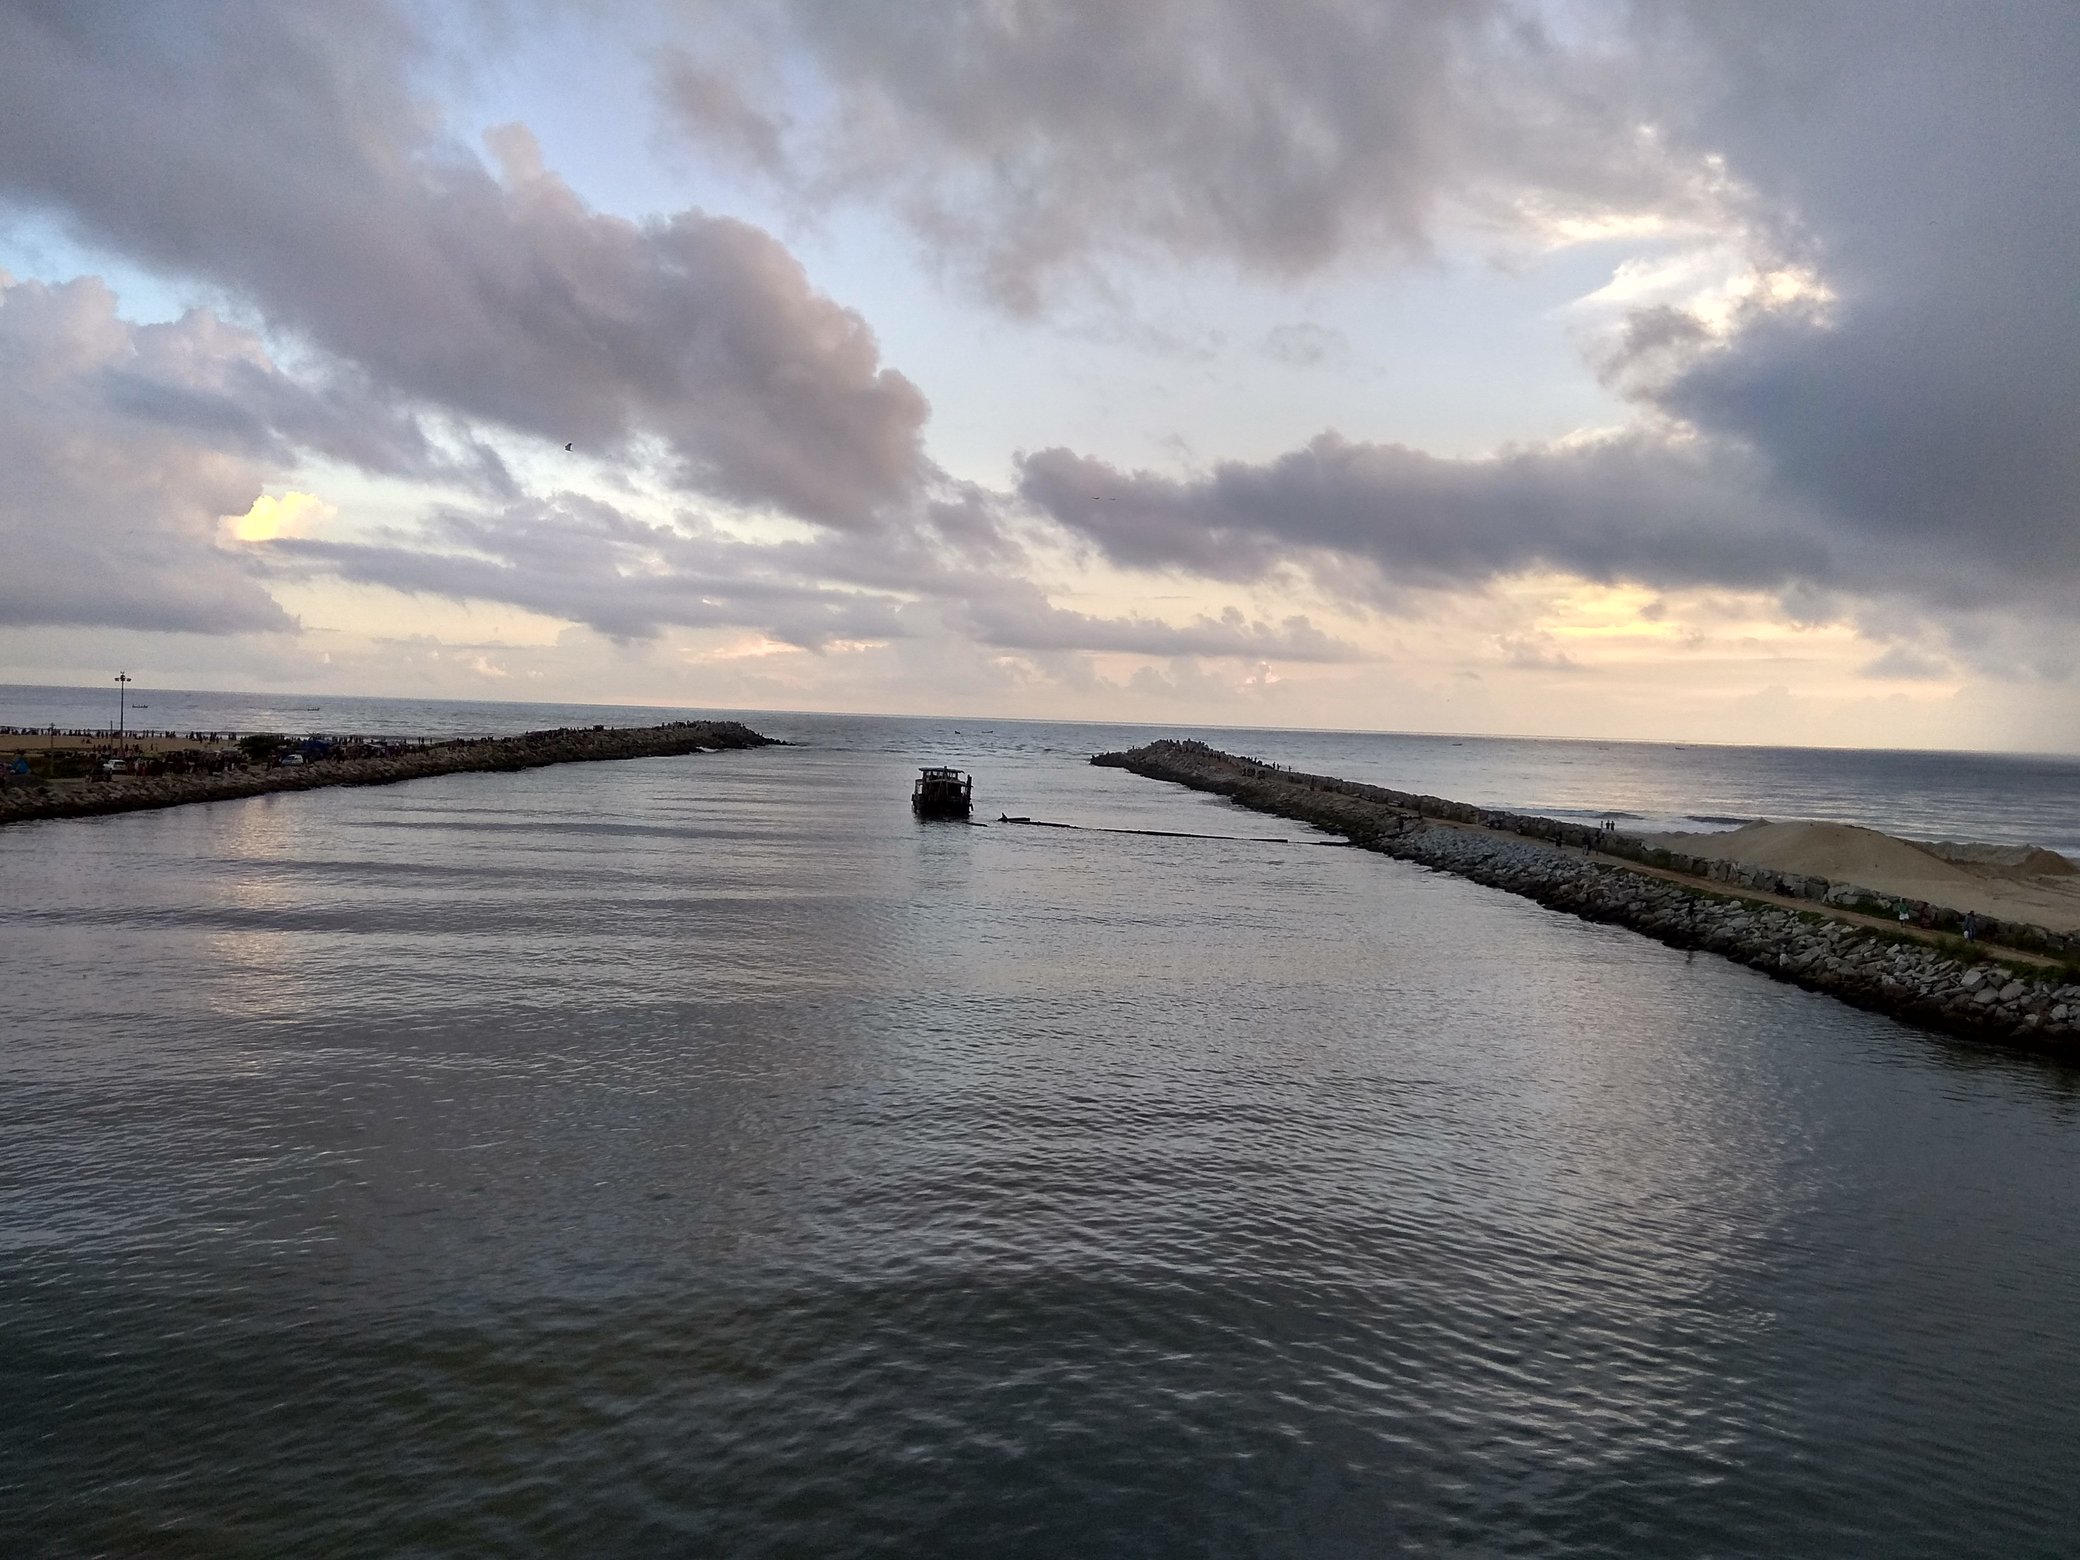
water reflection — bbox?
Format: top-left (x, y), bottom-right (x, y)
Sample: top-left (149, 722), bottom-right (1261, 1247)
top-left (4, 718), bottom-right (2080, 1555)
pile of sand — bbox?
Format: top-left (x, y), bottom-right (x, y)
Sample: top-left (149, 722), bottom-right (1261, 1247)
top-left (1923, 840), bottom-right (2078, 877)
top-left (1641, 819), bottom-right (2080, 934)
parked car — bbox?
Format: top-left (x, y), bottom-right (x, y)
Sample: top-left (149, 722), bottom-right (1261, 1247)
top-left (277, 752), bottom-right (305, 767)
top-left (101, 758), bottom-right (127, 775)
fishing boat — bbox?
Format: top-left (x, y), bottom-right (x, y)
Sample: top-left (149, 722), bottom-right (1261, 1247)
top-left (912, 766), bottom-right (973, 819)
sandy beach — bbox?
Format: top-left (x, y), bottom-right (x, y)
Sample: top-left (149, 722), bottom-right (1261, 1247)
top-left (1642, 820), bottom-right (2080, 935)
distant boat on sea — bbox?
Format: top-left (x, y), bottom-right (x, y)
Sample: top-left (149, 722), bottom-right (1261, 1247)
top-left (912, 766), bottom-right (973, 819)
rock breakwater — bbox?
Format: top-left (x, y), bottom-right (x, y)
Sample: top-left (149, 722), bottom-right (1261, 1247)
top-left (1094, 740), bottom-right (2080, 1053)
top-left (0, 720), bottom-right (773, 828)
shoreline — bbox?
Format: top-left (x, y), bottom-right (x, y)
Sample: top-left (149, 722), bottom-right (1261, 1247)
top-left (1094, 740), bottom-right (2080, 1054)
top-left (0, 720), bottom-right (774, 828)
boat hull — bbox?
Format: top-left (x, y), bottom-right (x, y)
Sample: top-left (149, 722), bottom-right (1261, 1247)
top-left (911, 769), bottom-right (973, 818)
top-left (912, 790), bottom-right (972, 819)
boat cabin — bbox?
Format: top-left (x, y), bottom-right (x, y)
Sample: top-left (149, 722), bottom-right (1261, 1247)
top-left (912, 766), bottom-right (973, 818)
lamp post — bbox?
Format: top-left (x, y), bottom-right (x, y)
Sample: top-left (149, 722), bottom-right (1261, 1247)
top-left (115, 672), bottom-right (131, 743)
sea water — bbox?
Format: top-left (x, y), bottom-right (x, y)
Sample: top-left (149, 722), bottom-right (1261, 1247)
top-left (5, 695), bottom-right (2080, 1554)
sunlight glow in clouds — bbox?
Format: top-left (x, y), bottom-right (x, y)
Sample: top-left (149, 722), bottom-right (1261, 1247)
top-left (0, 1), bottom-right (2075, 751)
top-left (224, 491), bottom-right (336, 544)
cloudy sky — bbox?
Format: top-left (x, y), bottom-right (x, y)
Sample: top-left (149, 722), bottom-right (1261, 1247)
top-left (2, 1), bottom-right (2075, 750)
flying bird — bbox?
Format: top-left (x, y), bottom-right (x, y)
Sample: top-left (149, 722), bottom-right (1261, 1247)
top-left (564, 442), bottom-right (573, 452)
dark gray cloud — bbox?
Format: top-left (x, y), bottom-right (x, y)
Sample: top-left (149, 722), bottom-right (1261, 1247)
top-left (779, 0), bottom-right (2076, 620)
top-left (265, 493), bottom-right (914, 646)
top-left (11, 0), bottom-right (2078, 682)
top-left (0, 264), bottom-right (530, 635)
top-left (0, 276), bottom-right (292, 633)
top-left (0, 0), bottom-right (927, 528)
top-left (1496, 633), bottom-right (1581, 672)
top-left (90, 299), bottom-right (515, 497)
top-left (1259, 322), bottom-right (1352, 369)
top-left (949, 581), bottom-right (1361, 660)
top-left (659, 51), bottom-right (793, 177)
top-left (1860, 646), bottom-right (1951, 683)
top-left (1020, 432), bottom-right (1831, 597)
top-left (666, 0), bottom-right (1707, 311)
top-left (260, 485), bottom-right (1353, 663)
top-left (1632, 2), bottom-right (2080, 591)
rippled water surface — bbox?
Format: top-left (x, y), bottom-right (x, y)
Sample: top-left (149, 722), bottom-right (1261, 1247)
top-left (6, 708), bottom-right (2080, 1555)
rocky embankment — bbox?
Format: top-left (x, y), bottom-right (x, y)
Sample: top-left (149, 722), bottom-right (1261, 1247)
top-left (0, 721), bottom-right (773, 828)
top-left (1094, 740), bottom-right (2080, 1053)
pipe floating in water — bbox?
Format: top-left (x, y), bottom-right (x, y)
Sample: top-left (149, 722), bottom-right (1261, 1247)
top-left (996, 815), bottom-right (1342, 845)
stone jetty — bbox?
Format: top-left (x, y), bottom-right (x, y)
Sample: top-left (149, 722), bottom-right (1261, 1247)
top-left (1094, 740), bottom-right (2080, 1053)
top-left (0, 720), bottom-right (773, 828)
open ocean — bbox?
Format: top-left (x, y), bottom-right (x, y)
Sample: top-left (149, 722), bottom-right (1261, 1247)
top-left (7, 687), bottom-right (2080, 1555)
